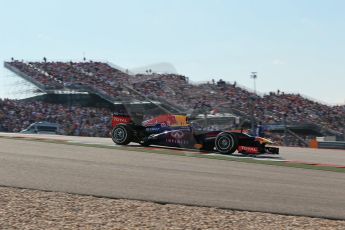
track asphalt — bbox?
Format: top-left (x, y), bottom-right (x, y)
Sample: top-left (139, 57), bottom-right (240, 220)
top-left (0, 134), bottom-right (344, 220)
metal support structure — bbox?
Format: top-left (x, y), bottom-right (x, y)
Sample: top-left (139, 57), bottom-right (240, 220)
top-left (250, 96), bottom-right (256, 135)
top-left (250, 72), bottom-right (257, 94)
top-left (343, 107), bottom-right (345, 141)
top-left (250, 72), bottom-right (258, 135)
top-left (283, 113), bottom-right (288, 146)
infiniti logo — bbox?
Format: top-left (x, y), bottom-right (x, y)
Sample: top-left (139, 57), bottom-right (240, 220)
top-left (170, 130), bottom-right (184, 139)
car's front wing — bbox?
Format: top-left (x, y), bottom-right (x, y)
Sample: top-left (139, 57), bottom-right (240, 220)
top-left (237, 145), bottom-right (279, 155)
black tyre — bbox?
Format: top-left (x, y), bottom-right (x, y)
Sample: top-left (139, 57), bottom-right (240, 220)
top-left (215, 132), bottom-right (238, 154)
top-left (111, 124), bottom-right (133, 145)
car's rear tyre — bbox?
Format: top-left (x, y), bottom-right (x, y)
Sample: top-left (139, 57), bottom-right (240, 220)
top-left (111, 124), bottom-right (133, 145)
top-left (215, 132), bottom-right (238, 154)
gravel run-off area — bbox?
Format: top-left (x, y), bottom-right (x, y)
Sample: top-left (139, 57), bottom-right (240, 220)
top-left (0, 186), bottom-right (344, 230)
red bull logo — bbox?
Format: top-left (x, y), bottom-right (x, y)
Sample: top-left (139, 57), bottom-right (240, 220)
top-left (143, 114), bottom-right (188, 127)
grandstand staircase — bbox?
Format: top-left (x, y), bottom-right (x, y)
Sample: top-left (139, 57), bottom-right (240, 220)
top-left (285, 129), bottom-right (309, 147)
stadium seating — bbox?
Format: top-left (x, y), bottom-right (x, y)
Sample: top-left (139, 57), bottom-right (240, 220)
top-left (3, 60), bottom-right (344, 145)
top-left (0, 99), bottom-right (111, 137)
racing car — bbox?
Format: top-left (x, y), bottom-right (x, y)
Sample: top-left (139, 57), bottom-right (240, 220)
top-left (110, 113), bottom-right (279, 155)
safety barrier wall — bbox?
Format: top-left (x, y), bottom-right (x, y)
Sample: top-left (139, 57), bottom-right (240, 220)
top-left (318, 141), bottom-right (345, 150)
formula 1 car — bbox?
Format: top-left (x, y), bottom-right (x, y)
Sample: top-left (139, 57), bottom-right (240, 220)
top-left (111, 113), bottom-right (279, 155)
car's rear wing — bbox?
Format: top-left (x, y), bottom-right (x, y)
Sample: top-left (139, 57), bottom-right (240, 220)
top-left (112, 113), bottom-right (132, 127)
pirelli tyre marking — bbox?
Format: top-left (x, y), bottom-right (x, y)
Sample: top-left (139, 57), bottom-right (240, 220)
top-left (217, 136), bottom-right (233, 150)
top-left (111, 124), bottom-right (134, 145)
top-left (112, 126), bottom-right (128, 144)
top-left (215, 133), bottom-right (238, 154)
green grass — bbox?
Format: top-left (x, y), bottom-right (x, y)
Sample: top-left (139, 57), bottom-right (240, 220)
top-left (1, 135), bottom-right (344, 173)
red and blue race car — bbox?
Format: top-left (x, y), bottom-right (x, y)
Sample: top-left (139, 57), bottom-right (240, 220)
top-left (111, 113), bottom-right (279, 155)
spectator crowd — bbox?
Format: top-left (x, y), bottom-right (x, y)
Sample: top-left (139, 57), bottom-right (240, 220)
top-left (0, 99), bottom-right (112, 137)
top-left (131, 74), bottom-right (344, 135)
top-left (2, 59), bottom-right (345, 145)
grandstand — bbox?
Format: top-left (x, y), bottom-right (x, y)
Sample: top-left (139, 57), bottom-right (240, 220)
top-left (2, 59), bottom-right (345, 146)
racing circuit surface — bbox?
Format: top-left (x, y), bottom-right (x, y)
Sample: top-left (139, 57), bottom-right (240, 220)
top-left (0, 133), bottom-right (345, 220)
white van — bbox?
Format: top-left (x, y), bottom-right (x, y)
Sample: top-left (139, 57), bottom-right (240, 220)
top-left (20, 122), bottom-right (61, 134)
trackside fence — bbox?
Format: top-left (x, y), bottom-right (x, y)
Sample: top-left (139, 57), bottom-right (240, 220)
top-left (317, 141), bottom-right (345, 150)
